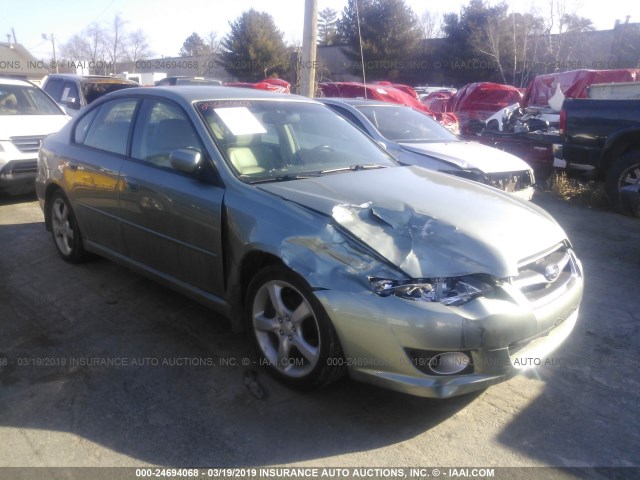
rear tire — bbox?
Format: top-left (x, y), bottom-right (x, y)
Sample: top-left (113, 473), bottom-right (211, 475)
top-left (49, 191), bottom-right (88, 263)
top-left (605, 149), bottom-right (640, 216)
top-left (245, 265), bottom-right (346, 390)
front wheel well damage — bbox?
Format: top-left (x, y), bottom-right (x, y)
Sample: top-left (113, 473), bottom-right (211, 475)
top-left (228, 251), bottom-right (285, 332)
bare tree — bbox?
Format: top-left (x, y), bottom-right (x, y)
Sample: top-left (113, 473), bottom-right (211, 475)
top-left (204, 31), bottom-right (221, 55)
top-left (85, 22), bottom-right (105, 64)
top-left (104, 13), bottom-right (127, 74)
top-left (60, 35), bottom-right (90, 62)
top-left (419, 10), bottom-right (442, 39)
top-left (542, 0), bottom-right (593, 67)
top-left (124, 29), bottom-right (153, 70)
top-left (468, 3), bottom-right (510, 84)
top-left (465, 3), bottom-right (547, 86)
top-left (59, 22), bottom-right (108, 73)
top-left (60, 15), bottom-right (157, 75)
top-left (488, 10), bottom-right (548, 86)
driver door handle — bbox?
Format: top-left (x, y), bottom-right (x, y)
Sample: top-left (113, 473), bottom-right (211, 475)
top-left (123, 177), bottom-right (139, 192)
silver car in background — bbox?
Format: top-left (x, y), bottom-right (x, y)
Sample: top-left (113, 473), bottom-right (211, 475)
top-left (320, 98), bottom-right (536, 201)
top-left (36, 87), bottom-right (583, 398)
top-left (0, 78), bottom-right (69, 194)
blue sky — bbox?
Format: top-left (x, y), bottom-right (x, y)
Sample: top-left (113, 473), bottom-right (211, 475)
top-left (4, 0), bottom-right (635, 60)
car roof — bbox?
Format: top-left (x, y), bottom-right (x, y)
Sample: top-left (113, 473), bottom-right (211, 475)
top-left (45, 74), bottom-right (137, 85)
top-left (0, 78), bottom-right (35, 87)
top-left (165, 76), bottom-right (219, 80)
top-left (319, 97), bottom-right (408, 108)
top-left (103, 85), bottom-right (317, 104)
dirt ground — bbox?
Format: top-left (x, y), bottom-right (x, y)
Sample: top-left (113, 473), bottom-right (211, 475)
top-left (0, 189), bottom-right (638, 475)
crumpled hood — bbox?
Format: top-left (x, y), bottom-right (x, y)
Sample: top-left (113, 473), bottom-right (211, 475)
top-left (259, 166), bottom-right (566, 278)
top-left (0, 115), bottom-right (70, 141)
top-left (399, 140), bottom-right (532, 174)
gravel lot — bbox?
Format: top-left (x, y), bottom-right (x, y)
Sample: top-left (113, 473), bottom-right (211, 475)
top-left (0, 190), bottom-right (638, 475)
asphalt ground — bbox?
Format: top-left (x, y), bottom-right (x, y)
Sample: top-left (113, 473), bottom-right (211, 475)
top-left (0, 190), bottom-right (638, 475)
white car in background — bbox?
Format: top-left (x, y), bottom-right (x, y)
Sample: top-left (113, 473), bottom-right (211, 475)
top-left (321, 98), bottom-right (536, 201)
top-left (0, 78), bottom-right (70, 195)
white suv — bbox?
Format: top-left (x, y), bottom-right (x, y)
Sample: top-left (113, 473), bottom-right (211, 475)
top-left (0, 78), bottom-right (70, 194)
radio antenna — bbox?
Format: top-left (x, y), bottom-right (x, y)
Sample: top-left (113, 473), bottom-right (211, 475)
top-left (355, 0), bottom-right (367, 98)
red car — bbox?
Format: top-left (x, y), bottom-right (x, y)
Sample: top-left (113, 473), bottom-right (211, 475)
top-left (445, 82), bottom-right (523, 136)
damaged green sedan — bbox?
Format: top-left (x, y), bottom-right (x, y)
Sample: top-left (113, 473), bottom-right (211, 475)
top-left (36, 87), bottom-right (583, 398)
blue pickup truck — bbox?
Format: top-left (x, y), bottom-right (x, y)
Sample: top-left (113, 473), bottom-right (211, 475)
top-left (553, 98), bottom-right (640, 216)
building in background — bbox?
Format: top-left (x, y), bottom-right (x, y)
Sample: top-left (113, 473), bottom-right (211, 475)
top-left (0, 42), bottom-right (48, 84)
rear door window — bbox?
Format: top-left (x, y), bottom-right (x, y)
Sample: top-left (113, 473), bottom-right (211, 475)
top-left (81, 99), bottom-right (138, 155)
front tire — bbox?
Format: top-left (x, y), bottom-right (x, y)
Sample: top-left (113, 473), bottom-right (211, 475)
top-left (605, 149), bottom-right (640, 216)
top-left (49, 191), bottom-right (88, 263)
top-left (245, 265), bottom-right (345, 390)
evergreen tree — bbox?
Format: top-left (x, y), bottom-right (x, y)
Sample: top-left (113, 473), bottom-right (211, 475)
top-left (220, 9), bottom-right (289, 81)
top-left (180, 33), bottom-right (208, 57)
top-left (318, 8), bottom-right (339, 46)
top-left (337, 0), bottom-right (422, 81)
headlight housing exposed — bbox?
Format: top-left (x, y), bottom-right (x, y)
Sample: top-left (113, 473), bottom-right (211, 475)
top-left (369, 275), bottom-right (494, 306)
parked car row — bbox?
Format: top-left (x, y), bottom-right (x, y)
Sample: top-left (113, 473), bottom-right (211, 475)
top-left (432, 69), bottom-right (640, 180)
top-left (1, 74), bottom-right (287, 195)
top-left (4, 75), bottom-right (537, 200)
top-left (34, 85), bottom-right (584, 398)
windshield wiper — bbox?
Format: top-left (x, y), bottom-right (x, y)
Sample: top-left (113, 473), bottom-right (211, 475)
top-left (320, 164), bottom-right (387, 174)
top-left (244, 173), bottom-right (321, 184)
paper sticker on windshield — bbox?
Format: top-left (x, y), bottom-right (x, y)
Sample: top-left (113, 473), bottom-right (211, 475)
top-left (214, 107), bottom-right (267, 135)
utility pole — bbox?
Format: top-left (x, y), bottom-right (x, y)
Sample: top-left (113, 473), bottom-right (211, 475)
top-left (42, 33), bottom-right (58, 73)
top-left (300, 0), bottom-right (317, 98)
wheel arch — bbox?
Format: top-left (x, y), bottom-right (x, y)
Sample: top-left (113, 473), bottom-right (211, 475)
top-left (604, 148), bottom-right (640, 213)
top-left (600, 130), bottom-right (640, 173)
top-left (241, 259), bottom-right (347, 389)
top-left (43, 183), bottom-right (65, 231)
top-left (227, 250), bottom-right (287, 332)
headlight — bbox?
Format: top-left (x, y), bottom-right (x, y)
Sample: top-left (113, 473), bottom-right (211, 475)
top-left (369, 275), bottom-right (494, 306)
top-left (441, 169), bottom-right (485, 183)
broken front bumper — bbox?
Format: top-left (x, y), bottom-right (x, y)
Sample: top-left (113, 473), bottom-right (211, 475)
top-left (315, 247), bottom-right (584, 399)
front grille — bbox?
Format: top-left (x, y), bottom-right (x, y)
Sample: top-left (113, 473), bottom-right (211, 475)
top-left (511, 245), bottom-right (580, 306)
top-left (10, 135), bottom-right (46, 153)
top-left (484, 170), bottom-right (533, 192)
top-left (1, 160), bottom-right (38, 175)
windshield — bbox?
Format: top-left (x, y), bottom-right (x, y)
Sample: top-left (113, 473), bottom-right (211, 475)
top-left (0, 84), bottom-right (64, 115)
top-left (356, 105), bottom-right (460, 143)
top-left (196, 100), bottom-right (397, 182)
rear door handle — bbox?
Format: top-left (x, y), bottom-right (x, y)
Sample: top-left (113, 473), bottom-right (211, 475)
top-left (123, 177), bottom-right (139, 191)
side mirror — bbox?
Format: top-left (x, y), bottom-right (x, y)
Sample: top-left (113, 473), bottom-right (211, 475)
top-left (65, 97), bottom-right (80, 109)
top-left (170, 149), bottom-right (202, 173)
